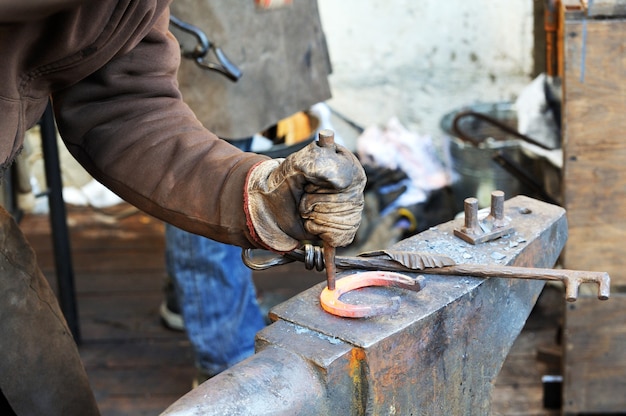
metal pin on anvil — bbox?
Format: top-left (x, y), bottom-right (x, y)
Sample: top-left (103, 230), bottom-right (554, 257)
top-left (462, 197), bottom-right (482, 236)
top-left (485, 190), bottom-right (508, 228)
top-left (454, 191), bottom-right (515, 244)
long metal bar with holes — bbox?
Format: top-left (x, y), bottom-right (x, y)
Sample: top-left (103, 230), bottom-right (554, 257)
top-left (161, 195), bottom-right (568, 415)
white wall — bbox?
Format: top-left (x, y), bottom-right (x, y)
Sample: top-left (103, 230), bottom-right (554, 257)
top-left (317, 0), bottom-right (535, 140)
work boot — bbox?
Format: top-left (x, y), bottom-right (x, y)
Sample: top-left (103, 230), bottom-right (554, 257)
top-left (160, 277), bottom-right (185, 331)
top-left (191, 368), bottom-right (214, 389)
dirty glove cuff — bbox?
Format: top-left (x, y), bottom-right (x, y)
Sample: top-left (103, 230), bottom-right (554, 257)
top-left (244, 159), bottom-right (300, 252)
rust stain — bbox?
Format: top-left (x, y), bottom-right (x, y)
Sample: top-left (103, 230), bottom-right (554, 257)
top-left (349, 347), bottom-right (366, 381)
top-left (349, 347), bottom-right (368, 414)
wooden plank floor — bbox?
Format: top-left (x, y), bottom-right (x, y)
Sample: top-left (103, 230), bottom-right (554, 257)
top-left (19, 204), bottom-right (563, 415)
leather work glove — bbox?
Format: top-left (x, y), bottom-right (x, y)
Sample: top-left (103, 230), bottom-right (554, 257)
top-left (245, 138), bottom-right (366, 253)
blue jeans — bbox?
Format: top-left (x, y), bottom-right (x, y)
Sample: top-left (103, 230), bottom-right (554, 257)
top-left (165, 138), bottom-right (265, 376)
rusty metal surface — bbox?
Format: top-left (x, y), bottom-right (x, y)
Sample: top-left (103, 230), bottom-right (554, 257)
top-left (162, 195), bottom-right (568, 416)
top-left (270, 196), bottom-right (566, 346)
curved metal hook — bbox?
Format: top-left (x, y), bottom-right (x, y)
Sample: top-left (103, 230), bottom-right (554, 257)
top-left (242, 244), bottom-right (326, 272)
top-left (193, 48), bottom-right (242, 82)
top-left (169, 14), bottom-right (242, 82)
top-left (452, 110), bottom-right (553, 150)
top-left (241, 248), bottom-right (295, 271)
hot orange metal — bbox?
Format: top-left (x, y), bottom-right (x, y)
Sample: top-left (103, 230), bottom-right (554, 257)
top-left (319, 271), bottom-right (420, 318)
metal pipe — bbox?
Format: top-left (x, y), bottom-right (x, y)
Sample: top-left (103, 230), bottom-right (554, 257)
top-left (40, 102), bottom-right (81, 344)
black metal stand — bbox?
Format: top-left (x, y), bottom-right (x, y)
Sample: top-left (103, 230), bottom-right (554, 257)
top-left (39, 102), bottom-right (81, 344)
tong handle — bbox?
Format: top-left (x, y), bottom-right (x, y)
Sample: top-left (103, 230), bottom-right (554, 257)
top-left (169, 14), bottom-right (242, 82)
top-left (434, 264), bottom-right (610, 302)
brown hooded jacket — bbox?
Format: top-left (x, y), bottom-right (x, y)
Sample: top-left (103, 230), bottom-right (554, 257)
top-left (0, 0), bottom-right (269, 248)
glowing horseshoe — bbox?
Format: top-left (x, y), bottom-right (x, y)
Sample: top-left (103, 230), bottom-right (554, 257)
top-left (319, 271), bottom-right (422, 318)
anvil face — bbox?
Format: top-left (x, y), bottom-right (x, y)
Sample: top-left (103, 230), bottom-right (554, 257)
top-left (163, 196), bottom-right (567, 416)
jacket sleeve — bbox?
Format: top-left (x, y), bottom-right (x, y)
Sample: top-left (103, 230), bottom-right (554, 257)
top-left (0, 0), bottom-right (86, 22)
top-left (52, 8), bottom-right (269, 248)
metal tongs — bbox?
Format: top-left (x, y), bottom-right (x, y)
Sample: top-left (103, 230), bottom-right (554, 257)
top-left (169, 14), bottom-right (242, 82)
top-left (243, 244), bottom-right (611, 305)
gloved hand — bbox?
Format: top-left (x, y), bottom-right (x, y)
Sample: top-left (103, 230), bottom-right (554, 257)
top-left (245, 138), bottom-right (366, 252)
